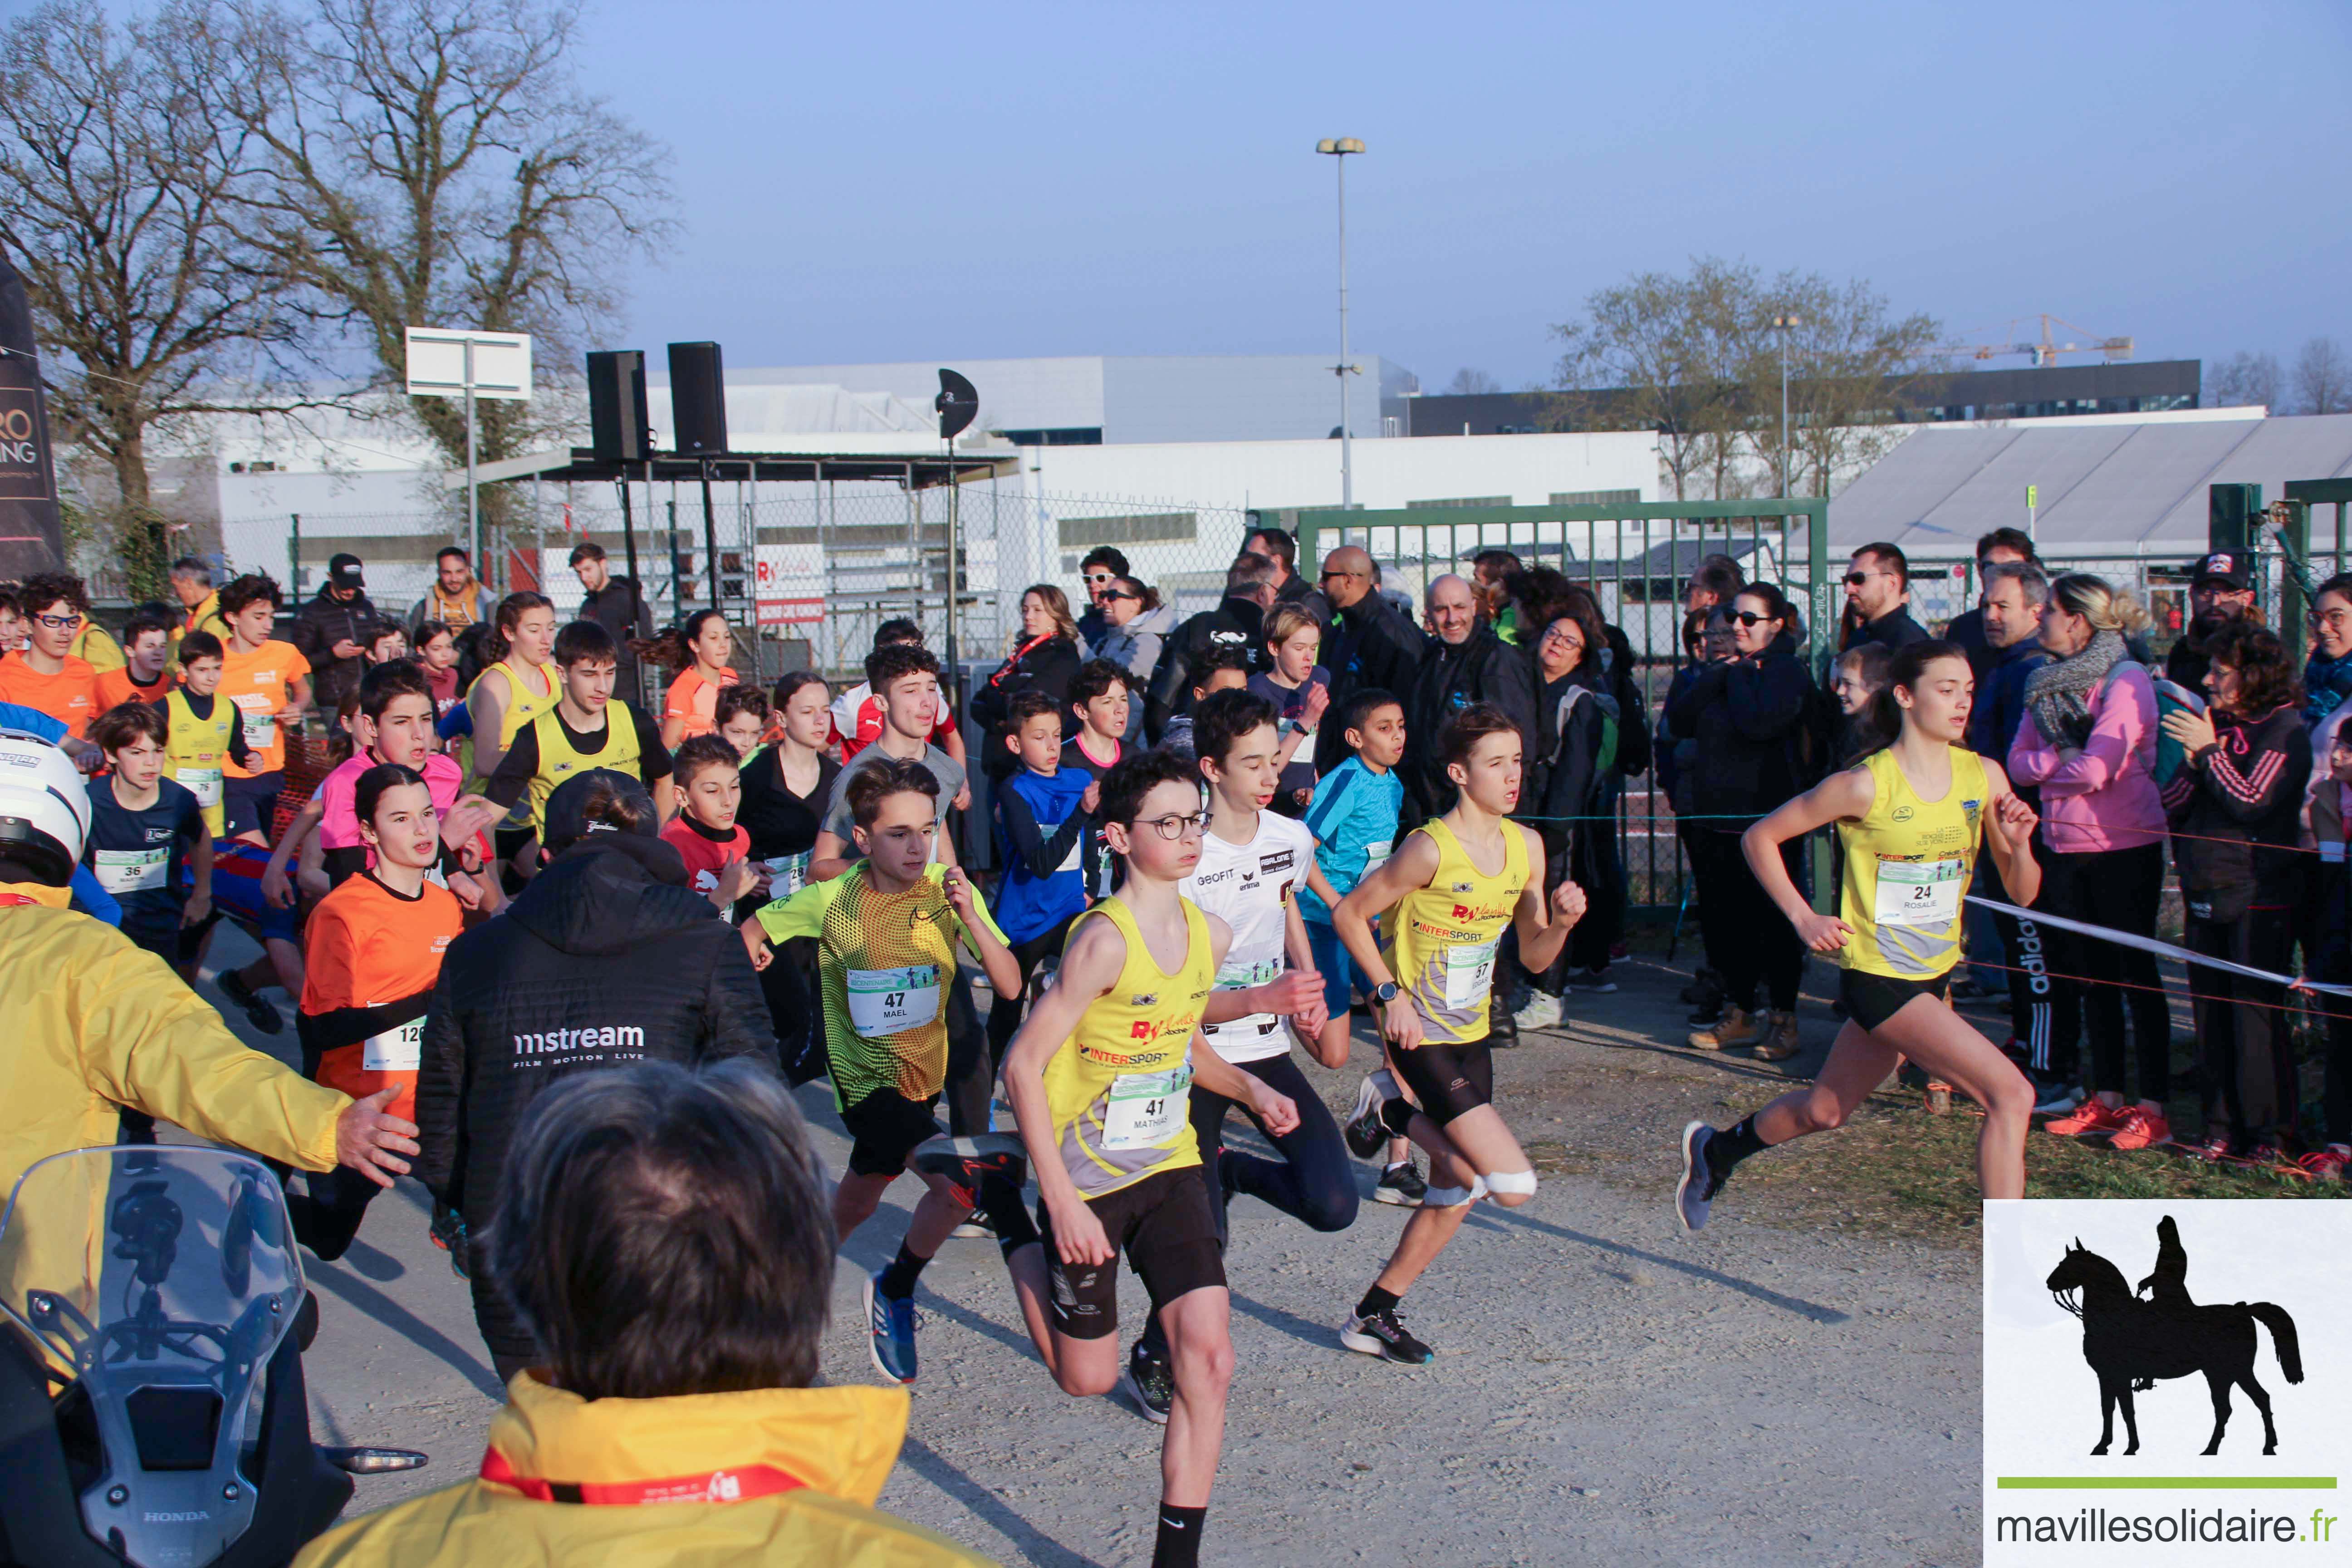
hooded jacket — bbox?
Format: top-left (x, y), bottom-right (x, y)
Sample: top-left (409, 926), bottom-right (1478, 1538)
top-left (291, 584), bottom-right (387, 707)
top-left (290, 1374), bottom-right (992, 1568)
top-left (1146, 595), bottom-right (1269, 740)
top-left (406, 580), bottom-right (498, 634)
top-left (1664, 635), bottom-right (1816, 822)
top-left (970, 633), bottom-right (1083, 781)
top-left (2160, 698), bottom-right (2310, 921)
top-left (1324, 587), bottom-right (1427, 714)
top-left (416, 833), bottom-right (774, 1226)
top-left (1403, 623), bottom-right (1539, 819)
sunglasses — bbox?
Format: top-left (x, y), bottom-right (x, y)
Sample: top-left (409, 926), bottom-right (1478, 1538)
top-left (1084, 572), bottom-right (1116, 584)
top-left (1841, 571), bottom-right (1885, 588)
top-left (1101, 588), bottom-right (1140, 603)
top-left (1728, 610), bottom-right (1772, 627)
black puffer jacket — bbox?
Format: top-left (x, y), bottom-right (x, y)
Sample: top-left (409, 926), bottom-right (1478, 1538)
top-left (415, 833), bottom-right (774, 1225)
top-left (1147, 596), bottom-right (1267, 740)
top-left (290, 585), bottom-right (386, 708)
top-left (971, 633), bottom-right (1083, 780)
top-left (1664, 635), bottom-right (1816, 822)
top-left (1403, 624), bottom-right (1539, 820)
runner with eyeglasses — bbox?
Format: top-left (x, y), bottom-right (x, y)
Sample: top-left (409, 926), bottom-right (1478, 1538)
top-left (0, 571), bottom-right (103, 765)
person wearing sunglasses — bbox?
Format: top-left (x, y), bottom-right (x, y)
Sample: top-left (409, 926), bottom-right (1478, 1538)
top-left (0, 570), bottom-right (101, 744)
top-left (1073, 544), bottom-right (1131, 653)
top-left (1091, 575), bottom-right (1176, 738)
top-left (1839, 542), bottom-right (1930, 655)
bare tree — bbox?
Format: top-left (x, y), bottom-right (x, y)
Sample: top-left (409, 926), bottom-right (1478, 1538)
top-left (2293, 337), bottom-right (2351, 416)
top-left (1553, 258), bottom-right (1757, 501)
top-left (2209, 350), bottom-right (2281, 412)
top-left (0, 0), bottom-right (293, 590)
top-left (223, 0), bottom-right (674, 516)
top-left (1443, 367), bottom-right (1501, 396)
top-left (1750, 271), bottom-right (1941, 499)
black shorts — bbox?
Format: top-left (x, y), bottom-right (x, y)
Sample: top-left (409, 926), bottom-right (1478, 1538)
top-left (224, 771), bottom-right (282, 838)
top-left (1389, 1036), bottom-right (1494, 1128)
top-left (838, 1088), bottom-right (945, 1178)
top-left (1036, 1165), bottom-right (1225, 1340)
top-left (1838, 967), bottom-right (1952, 1032)
top-left (494, 823), bottom-right (535, 861)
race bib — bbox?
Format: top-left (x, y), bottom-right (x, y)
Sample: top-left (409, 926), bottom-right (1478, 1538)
top-left (1046, 819), bottom-right (1083, 876)
top-left (1873, 857), bottom-right (1964, 928)
top-left (1362, 839), bottom-right (1393, 875)
top-left (1102, 1064), bottom-right (1192, 1150)
top-left (1443, 938), bottom-right (1498, 1011)
top-left (848, 964), bottom-right (941, 1039)
top-left (363, 1018), bottom-right (424, 1073)
top-left (92, 847), bottom-right (168, 894)
top-left (764, 851), bottom-right (811, 898)
top-left (230, 693), bottom-right (276, 749)
top-left (177, 766), bottom-right (222, 808)
top-left (1214, 955), bottom-right (1281, 991)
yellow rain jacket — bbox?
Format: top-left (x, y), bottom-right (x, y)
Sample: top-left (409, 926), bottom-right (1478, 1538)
top-left (1, 901), bottom-right (347, 1196)
top-left (294, 1374), bottom-right (996, 1568)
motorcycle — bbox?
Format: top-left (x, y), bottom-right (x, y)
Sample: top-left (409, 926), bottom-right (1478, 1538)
top-left (0, 1146), bottom-right (426, 1568)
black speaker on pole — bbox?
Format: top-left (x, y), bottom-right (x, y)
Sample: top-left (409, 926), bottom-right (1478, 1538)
top-left (586, 350), bottom-right (649, 463)
top-left (667, 341), bottom-right (727, 455)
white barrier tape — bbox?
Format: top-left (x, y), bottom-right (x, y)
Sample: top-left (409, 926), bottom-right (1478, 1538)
top-left (1965, 895), bottom-right (2352, 1000)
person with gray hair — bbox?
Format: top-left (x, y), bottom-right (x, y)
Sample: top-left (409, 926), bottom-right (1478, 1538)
top-left (296, 1059), bottom-right (992, 1568)
top-left (1144, 551), bottom-right (1281, 741)
top-left (166, 554), bottom-right (229, 664)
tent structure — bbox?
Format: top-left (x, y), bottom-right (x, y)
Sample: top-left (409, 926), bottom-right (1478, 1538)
top-left (1828, 413), bottom-right (2352, 555)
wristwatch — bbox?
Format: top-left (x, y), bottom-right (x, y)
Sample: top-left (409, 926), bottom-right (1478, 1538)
top-left (1373, 980), bottom-right (1400, 1004)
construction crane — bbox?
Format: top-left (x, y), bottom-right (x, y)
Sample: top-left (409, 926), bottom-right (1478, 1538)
top-left (1942, 314), bottom-right (2133, 367)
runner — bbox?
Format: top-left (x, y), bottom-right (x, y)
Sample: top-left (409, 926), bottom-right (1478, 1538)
top-left (742, 757), bottom-right (1019, 1384)
top-left (1331, 703), bottom-right (1586, 1364)
top-left (81, 701), bottom-right (211, 970)
top-left (484, 620), bottom-right (675, 848)
top-left (1675, 639), bottom-right (2044, 1231)
top-left (0, 570), bottom-right (100, 744)
top-left (1123, 686), bottom-right (1352, 1421)
top-left (987, 689), bottom-right (1093, 1073)
top-left (914, 748), bottom-right (1296, 1568)
top-left (290, 763), bottom-right (462, 1260)
top-left (157, 629), bottom-right (252, 841)
top-left (642, 607), bottom-right (740, 747)
top-left (186, 838), bottom-right (308, 1030)
top-left (714, 682), bottom-right (771, 764)
top-left (461, 591), bottom-right (560, 875)
top-left (215, 573), bottom-right (313, 843)
top-left (735, 671), bottom-right (840, 1082)
top-left (414, 618), bottom-right (463, 718)
top-left (93, 610), bottom-right (174, 711)
top-left (660, 734), bottom-right (761, 907)
top-left (835, 617), bottom-right (967, 766)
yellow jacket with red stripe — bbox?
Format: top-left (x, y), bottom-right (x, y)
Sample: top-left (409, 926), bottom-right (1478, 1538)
top-left (0, 901), bottom-right (347, 1197)
top-left (293, 1374), bottom-right (996, 1568)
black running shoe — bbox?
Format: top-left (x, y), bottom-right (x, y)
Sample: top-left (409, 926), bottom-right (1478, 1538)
top-left (1675, 1120), bottom-right (1721, 1233)
top-left (1373, 1161), bottom-right (1427, 1206)
top-left (1488, 1009), bottom-right (1519, 1048)
top-left (909, 1133), bottom-right (1029, 1209)
top-left (1122, 1336), bottom-right (1174, 1424)
top-left (429, 1201), bottom-right (470, 1280)
top-left (1340, 1306), bottom-right (1433, 1365)
top-left (1343, 1069), bottom-right (1400, 1160)
top-left (217, 969), bottom-right (283, 1035)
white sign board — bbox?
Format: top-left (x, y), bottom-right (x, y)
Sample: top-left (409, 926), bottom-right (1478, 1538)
top-left (404, 328), bottom-right (533, 401)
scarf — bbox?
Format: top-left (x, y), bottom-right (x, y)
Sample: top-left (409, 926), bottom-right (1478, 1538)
top-left (428, 578), bottom-right (483, 628)
top-left (2024, 628), bottom-right (2127, 750)
top-left (2305, 647), bottom-right (2352, 730)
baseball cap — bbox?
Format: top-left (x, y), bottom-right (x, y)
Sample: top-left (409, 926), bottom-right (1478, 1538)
top-left (328, 553), bottom-right (365, 589)
top-left (543, 768), bottom-right (658, 854)
top-left (2188, 551), bottom-right (2251, 590)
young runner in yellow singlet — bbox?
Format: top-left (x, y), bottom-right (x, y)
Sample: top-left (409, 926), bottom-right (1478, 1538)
top-left (1676, 638), bottom-right (2044, 1231)
top-left (462, 592), bottom-right (559, 873)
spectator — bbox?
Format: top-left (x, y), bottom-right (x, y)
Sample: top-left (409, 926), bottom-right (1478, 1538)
top-left (167, 555), bottom-right (230, 664)
top-left (1501, 568), bottom-right (1650, 784)
top-left (970, 583), bottom-right (1083, 782)
top-left (568, 541), bottom-right (656, 707)
top-left (416, 767), bottom-right (774, 1382)
top-left (1840, 541), bottom-right (1930, 653)
top-left (1666, 583), bottom-right (1816, 1061)
top-left (2161, 621), bottom-right (2309, 1165)
top-left (1147, 552), bottom-right (1280, 741)
top-left (1469, 548), bottom-right (1525, 642)
top-left (1403, 573), bottom-right (1536, 824)
top-left (2166, 549), bottom-right (2259, 692)
top-left (291, 551), bottom-right (386, 710)
top-left (1245, 524), bottom-right (1331, 625)
top-left (1511, 600), bottom-right (1619, 1029)
top-left (2304, 572), bottom-right (2352, 735)
top-left (1682, 552), bottom-right (1747, 616)
top-left (1089, 575), bottom-right (1173, 739)
top-left (1945, 527), bottom-right (2037, 682)
top-left (1313, 543), bottom-right (1427, 771)
top-left (301, 1058), bottom-right (989, 1568)
top-left (1073, 544), bottom-right (1130, 652)
top-left (1248, 605), bottom-right (1331, 815)
top-left (406, 545), bottom-right (496, 635)
top-left (2011, 573), bottom-right (2170, 1151)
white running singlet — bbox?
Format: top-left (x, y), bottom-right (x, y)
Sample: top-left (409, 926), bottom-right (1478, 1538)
top-left (1181, 811), bottom-right (1316, 1064)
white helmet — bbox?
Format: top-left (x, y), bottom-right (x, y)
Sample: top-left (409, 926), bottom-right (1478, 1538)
top-left (0, 729), bottom-right (92, 886)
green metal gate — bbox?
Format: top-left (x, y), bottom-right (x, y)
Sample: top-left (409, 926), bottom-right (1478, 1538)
top-left (1293, 499), bottom-right (1832, 921)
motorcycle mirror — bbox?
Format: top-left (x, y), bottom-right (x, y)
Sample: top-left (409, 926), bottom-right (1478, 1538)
top-left (221, 1175), bottom-right (255, 1297)
top-left (322, 1446), bottom-right (430, 1475)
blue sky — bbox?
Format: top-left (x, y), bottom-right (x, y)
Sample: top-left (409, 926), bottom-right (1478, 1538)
top-left (581, 0), bottom-right (2349, 390)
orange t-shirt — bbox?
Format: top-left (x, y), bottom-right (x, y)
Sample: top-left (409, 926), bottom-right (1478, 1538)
top-left (0, 650), bottom-right (98, 738)
top-left (93, 666), bottom-right (168, 715)
top-left (218, 639), bottom-right (311, 776)
top-left (299, 871), bottom-right (462, 1123)
top-left (662, 665), bottom-right (738, 741)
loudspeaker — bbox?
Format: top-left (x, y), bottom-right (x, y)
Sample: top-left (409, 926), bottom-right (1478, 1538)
top-left (586, 350), bottom-right (649, 463)
top-left (667, 341), bottom-right (727, 455)
top-left (2209, 482), bottom-right (2262, 557)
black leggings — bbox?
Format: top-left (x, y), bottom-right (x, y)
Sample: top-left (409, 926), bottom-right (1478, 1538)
top-left (2187, 908), bottom-right (2296, 1142)
top-left (1190, 1052), bottom-right (1359, 1238)
top-left (987, 916), bottom-right (1078, 1075)
top-left (1689, 828), bottom-right (1805, 1013)
top-left (2040, 843), bottom-right (2169, 1103)
top-left (1983, 850), bottom-right (2075, 1080)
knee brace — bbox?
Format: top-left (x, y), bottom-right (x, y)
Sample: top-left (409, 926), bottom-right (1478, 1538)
top-left (1421, 1174), bottom-right (1488, 1209)
top-left (1485, 1169), bottom-right (1537, 1197)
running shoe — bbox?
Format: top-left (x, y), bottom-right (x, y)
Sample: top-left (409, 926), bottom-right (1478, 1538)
top-left (863, 1273), bottom-right (920, 1384)
top-left (1340, 1307), bottom-right (1433, 1365)
top-left (429, 1201), bottom-right (470, 1280)
top-left (908, 1133), bottom-right (1029, 1209)
top-left (1373, 1161), bottom-right (1427, 1206)
top-left (1488, 1009), bottom-right (1519, 1048)
top-left (1344, 1069), bottom-right (1401, 1160)
top-left (950, 1218), bottom-right (997, 1241)
top-left (1750, 1010), bottom-right (1799, 1062)
top-left (1511, 991), bottom-right (1563, 1030)
top-left (2043, 1099), bottom-right (2126, 1137)
top-left (1687, 1004), bottom-right (1759, 1052)
top-left (2030, 1077), bottom-right (2081, 1117)
top-left (216, 969), bottom-right (284, 1035)
top-left (2104, 1107), bottom-right (2171, 1152)
top-left (1674, 1120), bottom-right (1720, 1233)
top-left (1122, 1337), bottom-right (1174, 1424)
top-left (2180, 1129), bottom-right (2237, 1163)
top-left (2295, 1146), bottom-right (2349, 1181)
top-left (1570, 966), bottom-right (1618, 995)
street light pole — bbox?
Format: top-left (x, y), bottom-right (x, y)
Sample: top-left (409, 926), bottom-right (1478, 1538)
top-left (1317, 137), bottom-right (1364, 509)
top-left (1773, 313), bottom-right (1803, 500)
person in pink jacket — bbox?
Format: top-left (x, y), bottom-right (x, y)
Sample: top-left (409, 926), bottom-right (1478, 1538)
top-left (2007, 573), bottom-right (2172, 1151)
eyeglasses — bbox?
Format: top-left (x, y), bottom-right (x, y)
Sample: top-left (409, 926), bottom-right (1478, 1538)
top-left (2312, 607), bottom-right (2352, 630)
top-left (1084, 572), bottom-right (1116, 585)
top-left (1728, 610), bottom-right (1772, 627)
top-left (33, 611), bottom-right (81, 630)
top-left (1539, 624), bottom-right (1584, 647)
top-left (1133, 810), bottom-right (1212, 840)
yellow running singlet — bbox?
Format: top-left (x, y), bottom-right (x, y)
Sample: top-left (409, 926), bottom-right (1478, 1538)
top-left (1837, 746), bottom-right (1989, 980)
top-left (464, 657), bottom-right (559, 817)
top-left (1380, 816), bottom-right (1528, 1047)
top-left (161, 688), bottom-right (237, 838)
top-left (518, 706), bottom-right (643, 833)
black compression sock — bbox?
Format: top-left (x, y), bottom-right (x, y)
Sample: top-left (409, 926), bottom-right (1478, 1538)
top-left (1152, 1504), bottom-right (1206, 1568)
top-left (1705, 1116), bottom-right (1771, 1182)
top-left (1379, 1096), bottom-right (1416, 1138)
top-left (975, 1177), bottom-right (1040, 1258)
top-left (876, 1240), bottom-right (928, 1300)
top-left (1355, 1284), bottom-right (1401, 1322)
top-left (1137, 1310), bottom-right (1170, 1362)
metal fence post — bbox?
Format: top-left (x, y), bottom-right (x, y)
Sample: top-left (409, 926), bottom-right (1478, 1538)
top-left (288, 513), bottom-right (301, 593)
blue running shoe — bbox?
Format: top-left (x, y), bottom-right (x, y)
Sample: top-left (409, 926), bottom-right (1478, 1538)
top-left (864, 1272), bottom-right (919, 1384)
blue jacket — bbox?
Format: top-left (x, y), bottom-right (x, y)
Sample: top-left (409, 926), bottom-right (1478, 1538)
top-left (1968, 637), bottom-right (2048, 768)
top-left (992, 766), bottom-right (1093, 944)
